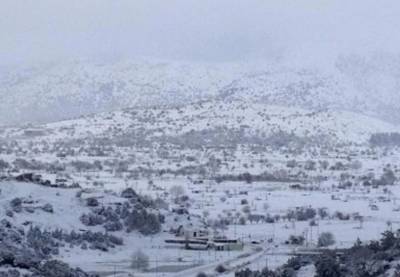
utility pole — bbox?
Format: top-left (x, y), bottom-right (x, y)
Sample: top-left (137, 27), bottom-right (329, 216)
top-left (155, 256), bottom-right (158, 277)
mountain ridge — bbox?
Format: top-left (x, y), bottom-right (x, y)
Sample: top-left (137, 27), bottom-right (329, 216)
top-left (1, 57), bottom-right (399, 126)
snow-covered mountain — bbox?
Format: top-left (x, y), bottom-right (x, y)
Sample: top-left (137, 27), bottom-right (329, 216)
top-left (1, 56), bottom-right (400, 126)
top-left (219, 69), bottom-right (356, 110)
top-left (0, 60), bottom-right (249, 125)
top-left (219, 61), bottom-right (400, 124)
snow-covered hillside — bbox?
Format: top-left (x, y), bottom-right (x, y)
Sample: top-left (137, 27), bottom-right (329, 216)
top-left (0, 60), bottom-right (245, 125)
top-left (3, 100), bottom-right (399, 146)
top-left (2, 56), bottom-right (400, 126)
top-left (219, 69), bottom-right (362, 111)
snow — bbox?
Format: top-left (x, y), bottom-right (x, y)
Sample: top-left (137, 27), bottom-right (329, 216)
top-left (2, 59), bottom-right (400, 276)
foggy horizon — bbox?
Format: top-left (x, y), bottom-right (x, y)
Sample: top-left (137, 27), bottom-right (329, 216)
top-left (2, 0), bottom-right (400, 67)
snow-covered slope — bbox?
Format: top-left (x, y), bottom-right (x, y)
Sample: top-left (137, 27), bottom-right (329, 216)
top-left (1, 56), bottom-right (400, 126)
top-left (0, 60), bottom-right (246, 125)
top-left (219, 69), bottom-right (363, 111)
top-left (3, 100), bottom-right (399, 145)
top-left (218, 65), bottom-right (400, 124)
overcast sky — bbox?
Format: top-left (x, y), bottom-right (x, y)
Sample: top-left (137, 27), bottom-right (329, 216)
top-left (2, 0), bottom-right (400, 66)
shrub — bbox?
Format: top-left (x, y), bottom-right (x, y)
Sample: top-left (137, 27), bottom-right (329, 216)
top-left (80, 213), bottom-right (104, 226)
top-left (287, 235), bottom-right (305, 246)
top-left (318, 232), bottom-right (335, 247)
top-left (36, 260), bottom-right (89, 277)
top-left (215, 264), bottom-right (227, 273)
top-left (86, 197), bottom-right (99, 207)
top-left (315, 252), bottom-right (341, 277)
top-left (124, 209), bottom-right (161, 235)
top-left (10, 198), bottom-right (23, 213)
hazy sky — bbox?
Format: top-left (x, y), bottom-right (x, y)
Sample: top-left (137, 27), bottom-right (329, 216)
top-left (2, 0), bottom-right (400, 66)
